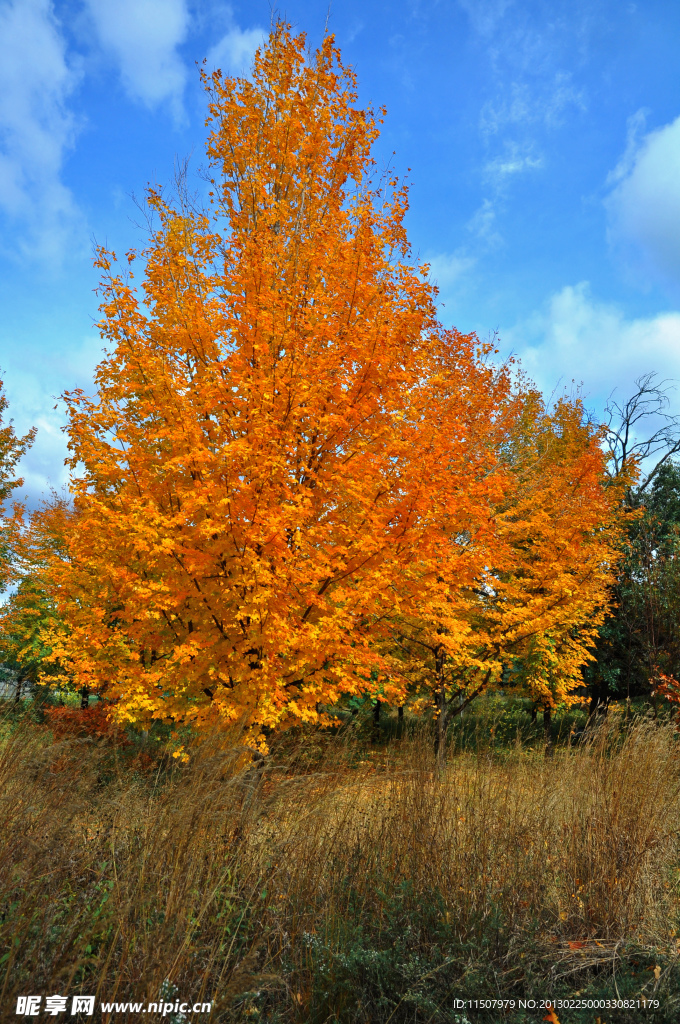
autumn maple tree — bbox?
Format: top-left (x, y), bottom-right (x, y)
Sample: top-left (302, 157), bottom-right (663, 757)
top-left (38, 26), bottom-right (624, 747)
top-left (383, 390), bottom-right (627, 754)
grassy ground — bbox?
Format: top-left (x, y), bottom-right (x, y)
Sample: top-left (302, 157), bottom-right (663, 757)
top-left (1, 701), bottom-right (680, 1023)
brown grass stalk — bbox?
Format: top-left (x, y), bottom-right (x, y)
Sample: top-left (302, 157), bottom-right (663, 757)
top-left (1, 712), bottom-right (679, 1020)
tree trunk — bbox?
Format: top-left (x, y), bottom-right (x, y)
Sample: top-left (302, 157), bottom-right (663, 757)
top-left (371, 699), bottom-right (381, 743)
top-left (588, 671), bottom-right (610, 721)
top-left (80, 685), bottom-right (90, 710)
top-left (432, 643), bottom-right (449, 764)
top-left (434, 687), bottom-right (449, 764)
top-left (543, 707), bottom-right (554, 757)
top-left (13, 673), bottom-right (24, 705)
top-left (588, 689), bottom-right (599, 720)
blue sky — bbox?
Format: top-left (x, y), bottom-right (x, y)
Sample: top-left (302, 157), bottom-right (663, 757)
top-left (2, 0), bottom-right (680, 504)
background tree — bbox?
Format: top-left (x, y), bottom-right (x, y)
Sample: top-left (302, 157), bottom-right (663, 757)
top-left (589, 373), bottom-right (680, 711)
top-left (387, 390), bottom-right (624, 757)
top-left (0, 497), bottom-right (72, 705)
top-left (589, 460), bottom-right (680, 709)
top-left (604, 372), bottom-right (680, 497)
top-left (0, 578), bottom-right (62, 704)
top-left (0, 379), bottom-right (35, 701)
top-left (0, 380), bottom-right (35, 596)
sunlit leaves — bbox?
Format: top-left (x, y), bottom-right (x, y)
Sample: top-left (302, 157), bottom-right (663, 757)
top-left (39, 26), bottom-right (625, 743)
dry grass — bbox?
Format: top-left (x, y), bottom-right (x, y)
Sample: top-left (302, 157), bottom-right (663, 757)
top-left (1, 711), bottom-right (680, 1022)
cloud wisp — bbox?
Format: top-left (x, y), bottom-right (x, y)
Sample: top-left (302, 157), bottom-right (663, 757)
top-left (480, 73), bottom-right (586, 139)
top-left (456, 1), bottom-right (590, 257)
top-left (0, 0), bottom-right (81, 261)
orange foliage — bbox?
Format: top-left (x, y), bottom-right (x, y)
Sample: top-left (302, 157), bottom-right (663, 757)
top-left (44, 702), bottom-right (127, 743)
top-left (653, 672), bottom-right (680, 706)
top-left (388, 390), bottom-right (627, 718)
top-left (37, 26), bottom-right (625, 743)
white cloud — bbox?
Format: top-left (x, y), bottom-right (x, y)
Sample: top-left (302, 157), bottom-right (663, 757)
top-left (206, 24), bottom-right (266, 77)
top-left (0, 0), bottom-right (80, 260)
top-left (504, 282), bottom-right (680, 403)
top-left (1, 332), bottom-right (104, 508)
top-left (85, 0), bottom-right (189, 117)
top-left (426, 251), bottom-right (476, 291)
top-left (606, 112), bottom-right (680, 288)
top-left (1, 367), bottom-right (71, 507)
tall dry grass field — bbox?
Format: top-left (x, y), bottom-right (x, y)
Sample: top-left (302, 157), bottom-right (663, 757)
top-left (1, 712), bottom-right (680, 1022)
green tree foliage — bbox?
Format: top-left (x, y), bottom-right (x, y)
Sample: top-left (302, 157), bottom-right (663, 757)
top-left (0, 577), bottom-right (63, 696)
top-left (0, 380), bottom-right (35, 594)
top-left (0, 497), bottom-right (73, 702)
top-left (588, 460), bottom-right (680, 708)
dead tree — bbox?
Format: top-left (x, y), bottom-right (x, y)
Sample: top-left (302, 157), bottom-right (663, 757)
top-left (604, 372), bottom-right (680, 499)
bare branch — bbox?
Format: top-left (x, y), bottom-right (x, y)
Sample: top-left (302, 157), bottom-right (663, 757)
top-left (604, 372), bottom-right (680, 494)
